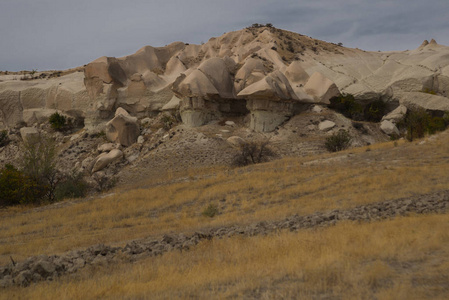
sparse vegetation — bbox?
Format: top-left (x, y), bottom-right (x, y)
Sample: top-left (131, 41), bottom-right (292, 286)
top-left (0, 130), bottom-right (448, 298)
top-left (329, 94), bottom-right (363, 120)
top-left (421, 87), bottom-right (437, 95)
top-left (330, 95), bottom-right (387, 122)
top-left (21, 134), bottom-right (60, 203)
top-left (160, 113), bottom-right (177, 130)
top-left (0, 164), bottom-right (37, 207)
top-left (363, 99), bottom-right (387, 122)
top-left (325, 130), bottom-right (352, 152)
top-left (232, 140), bottom-right (276, 166)
top-left (54, 171), bottom-right (89, 200)
top-left (398, 108), bottom-right (449, 141)
top-left (202, 203), bottom-right (219, 218)
top-left (0, 130), bottom-right (9, 147)
top-left (48, 112), bottom-right (67, 131)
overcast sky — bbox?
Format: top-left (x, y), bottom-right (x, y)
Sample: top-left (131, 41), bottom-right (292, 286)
top-left (1, 0), bottom-right (449, 71)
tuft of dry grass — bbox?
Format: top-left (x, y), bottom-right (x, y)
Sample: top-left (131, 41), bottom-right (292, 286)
top-left (0, 132), bottom-right (448, 266)
top-left (3, 213), bottom-right (449, 299)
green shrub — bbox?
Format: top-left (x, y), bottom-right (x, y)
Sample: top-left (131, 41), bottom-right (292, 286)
top-left (0, 130), bottom-right (9, 147)
top-left (0, 164), bottom-right (39, 207)
top-left (398, 109), bottom-right (449, 141)
top-left (49, 112), bottom-right (67, 131)
top-left (55, 172), bottom-right (89, 200)
top-left (202, 204), bottom-right (218, 218)
top-left (364, 100), bottom-right (386, 122)
top-left (161, 114), bottom-right (176, 130)
top-left (421, 88), bottom-right (437, 95)
top-left (329, 94), bottom-right (363, 120)
top-left (325, 130), bottom-right (352, 152)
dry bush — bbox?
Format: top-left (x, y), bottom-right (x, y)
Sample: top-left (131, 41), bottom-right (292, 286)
top-left (232, 139), bottom-right (277, 166)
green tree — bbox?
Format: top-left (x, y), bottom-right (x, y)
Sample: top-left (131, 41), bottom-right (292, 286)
top-left (0, 165), bottom-right (37, 206)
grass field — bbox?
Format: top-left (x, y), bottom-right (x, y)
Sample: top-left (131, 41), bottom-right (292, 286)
top-left (1, 130), bottom-right (448, 298)
top-left (3, 214), bottom-right (449, 299)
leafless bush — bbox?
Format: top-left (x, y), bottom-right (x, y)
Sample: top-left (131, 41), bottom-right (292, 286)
top-left (232, 139), bottom-right (277, 166)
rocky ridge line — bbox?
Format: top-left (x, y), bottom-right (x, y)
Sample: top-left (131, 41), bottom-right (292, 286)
top-left (1, 190), bottom-right (448, 288)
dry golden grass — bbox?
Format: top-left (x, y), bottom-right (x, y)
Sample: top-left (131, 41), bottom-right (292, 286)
top-left (3, 213), bottom-right (449, 299)
top-left (0, 131), bottom-right (448, 267)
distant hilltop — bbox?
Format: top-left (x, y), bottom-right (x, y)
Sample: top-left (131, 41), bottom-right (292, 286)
top-left (0, 25), bottom-right (448, 132)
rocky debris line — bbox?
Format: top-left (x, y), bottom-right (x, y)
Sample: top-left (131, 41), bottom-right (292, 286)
top-left (1, 190), bottom-right (448, 288)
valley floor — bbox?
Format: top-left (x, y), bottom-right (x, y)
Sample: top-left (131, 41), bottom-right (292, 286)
top-left (1, 130), bottom-right (448, 299)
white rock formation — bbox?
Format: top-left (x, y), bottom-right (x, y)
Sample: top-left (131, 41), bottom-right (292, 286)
top-left (382, 105), bottom-right (407, 123)
top-left (380, 120), bottom-right (400, 136)
top-left (92, 149), bottom-right (123, 173)
top-left (20, 127), bottom-right (39, 144)
top-left (304, 72), bottom-right (340, 104)
top-left (318, 120), bottom-right (336, 131)
top-left (105, 108), bottom-right (140, 147)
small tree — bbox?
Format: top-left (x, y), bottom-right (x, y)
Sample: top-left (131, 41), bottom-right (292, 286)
top-left (21, 134), bottom-right (61, 202)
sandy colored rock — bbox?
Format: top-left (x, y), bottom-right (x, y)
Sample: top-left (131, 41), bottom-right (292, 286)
top-left (20, 127), bottom-right (39, 144)
top-left (162, 95), bottom-right (181, 111)
top-left (400, 92), bottom-right (449, 112)
top-left (92, 149), bottom-right (123, 173)
top-left (382, 105), bottom-right (407, 123)
top-left (304, 72), bottom-right (340, 104)
top-left (98, 143), bottom-right (118, 153)
top-left (106, 108), bottom-right (140, 147)
top-left (238, 71), bottom-right (298, 101)
top-left (318, 120), bottom-right (336, 131)
top-left (227, 136), bottom-right (246, 148)
top-left (380, 120), bottom-right (400, 135)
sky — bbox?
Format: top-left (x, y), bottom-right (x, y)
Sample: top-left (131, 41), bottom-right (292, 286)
top-left (1, 0), bottom-right (449, 71)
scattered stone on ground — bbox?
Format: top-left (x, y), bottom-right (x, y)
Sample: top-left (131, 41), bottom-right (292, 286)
top-left (1, 190), bottom-right (447, 288)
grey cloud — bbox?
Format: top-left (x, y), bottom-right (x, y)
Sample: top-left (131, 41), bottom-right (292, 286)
top-left (1, 0), bottom-right (449, 70)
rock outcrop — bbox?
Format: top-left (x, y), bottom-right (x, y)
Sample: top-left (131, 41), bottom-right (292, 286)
top-left (1, 28), bottom-right (449, 134)
top-left (105, 108), bottom-right (140, 147)
top-left (91, 149), bottom-right (124, 173)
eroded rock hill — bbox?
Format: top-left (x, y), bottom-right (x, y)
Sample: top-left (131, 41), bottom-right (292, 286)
top-left (1, 26), bottom-right (448, 133)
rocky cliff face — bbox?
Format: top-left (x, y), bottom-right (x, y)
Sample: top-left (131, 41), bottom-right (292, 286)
top-left (1, 27), bottom-right (449, 133)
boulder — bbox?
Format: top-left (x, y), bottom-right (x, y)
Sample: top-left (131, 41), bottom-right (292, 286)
top-left (92, 149), bottom-right (123, 173)
top-left (400, 92), bottom-right (449, 113)
top-left (304, 72), bottom-right (340, 104)
top-left (227, 136), bottom-right (246, 148)
top-left (238, 71), bottom-right (298, 101)
top-left (285, 61), bottom-right (309, 85)
top-left (31, 260), bottom-right (56, 278)
top-left (98, 143), bottom-right (118, 153)
top-left (318, 120), bottom-right (336, 131)
top-left (382, 105), bottom-right (407, 123)
top-left (380, 120), bottom-right (400, 135)
top-left (312, 105), bottom-right (323, 113)
top-left (20, 127), bottom-right (39, 144)
top-left (22, 109), bottom-right (58, 126)
top-left (105, 108), bottom-right (140, 147)
top-left (161, 95), bottom-right (181, 111)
